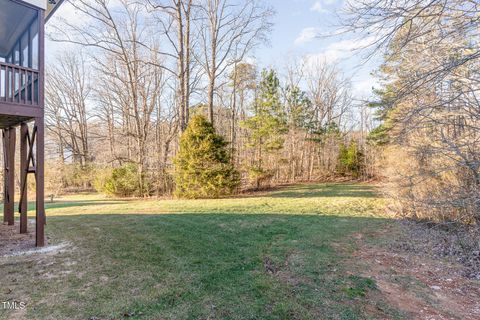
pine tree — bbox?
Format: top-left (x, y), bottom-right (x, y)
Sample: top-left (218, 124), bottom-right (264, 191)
top-left (174, 115), bottom-right (240, 199)
top-left (242, 69), bottom-right (287, 188)
top-left (337, 141), bottom-right (364, 178)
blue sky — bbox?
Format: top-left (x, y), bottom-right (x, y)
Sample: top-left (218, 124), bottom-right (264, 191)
top-left (46, 0), bottom-right (380, 99)
top-left (256, 0), bottom-right (380, 99)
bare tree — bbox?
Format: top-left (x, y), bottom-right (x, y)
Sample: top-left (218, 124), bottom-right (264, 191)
top-left (46, 51), bottom-right (91, 166)
top-left (303, 59), bottom-right (353, 177)
top-left (196, 0), bottom-right (273, 124)
top-left (228, 62), bottom-right (256, 157)
top-left (342, 0), bottom-right (480, 222)
top-left (342, 0), bottom-right (480, 102)
top-left (42, 0), bottom-right (370, 197)
top-left (305, 60), bottom-right (351, 130)
top-left (148, 0), bottom-right (196, 132)
top-left (51, 0), bottom-right (166, 196)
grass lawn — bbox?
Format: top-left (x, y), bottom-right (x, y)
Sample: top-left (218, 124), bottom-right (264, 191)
top-left (0, 183), bottom-right (400, 320)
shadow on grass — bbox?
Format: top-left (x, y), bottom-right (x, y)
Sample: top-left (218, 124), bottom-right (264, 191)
top-left (27, 213), bottom-right (394, 319)
top-left (17, 199), bottom-right (130, 211)
top-left (268, 183), bottom-right (378, 199)
top-left (1, 182), bottom-right (394, 318)
top-left (44, 213), bottom-right (391, 272)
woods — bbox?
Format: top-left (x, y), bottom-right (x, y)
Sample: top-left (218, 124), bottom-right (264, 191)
top-left (343, 0), bottom-right (480, 225)
top-left (41, 0), bottom-right (480, 226)
top-left (42, 0), bottom-right (370, 199)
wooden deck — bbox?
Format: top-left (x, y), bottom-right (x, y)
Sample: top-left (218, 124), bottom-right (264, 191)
top-left (1, 2), bottom-right (45, 246)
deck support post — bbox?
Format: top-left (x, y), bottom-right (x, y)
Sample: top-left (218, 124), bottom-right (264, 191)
top-left (35, 118), bottom-right (45, 247)
top-left (19, 123), bottom-right (28, 233)
top-left (3, 127), bottom-right (16, 226)
top-left (2, 129), bottom-right (7, 224)
top-left (35, 8), bottom-right (46, 247)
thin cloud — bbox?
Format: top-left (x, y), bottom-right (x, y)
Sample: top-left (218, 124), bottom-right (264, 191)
top-left (310, 0), bottom-right (339, 14)
top-left (310, 1), bottom-right (327, 13)
top-left (304, 36), bottom-right (377, 63)
top-left (294, 27), bottom-right (320, 45)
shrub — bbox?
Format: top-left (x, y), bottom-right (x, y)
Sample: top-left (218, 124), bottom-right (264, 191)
top-left (248, 166), bottom-right (274, 190)
top-left (174, 115), bottom-right (240, 199)
top-left (59, 163), bottom-right (96, 190)
top-left (96, 163), bottom-right (143, 197)
top-left (337, 141), bottom-right (364, 178)
top-left (45, 162), bottom-right (97, 195)
top-left (45, 160), bottom-right (66, 197)
top-left (93, 166), bottom-right (113, 194)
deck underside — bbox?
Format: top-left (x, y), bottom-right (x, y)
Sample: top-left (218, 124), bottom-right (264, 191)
top-left (0, 114), bottom-right (32, 128)
top-left (0, 101), bottom-right (41, 128)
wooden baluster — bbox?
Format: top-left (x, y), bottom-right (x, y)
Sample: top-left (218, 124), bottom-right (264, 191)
top-left (7, 66), bottom-right (10, 103)
top-left (2, 65), bottom-right (4, 102)
top-left (31, 71), bottom-right (34, 105)
top-left (18, 68), bottom-right (22, 104)
top-left (21, 69), bottom-right (24, 104)
top-left (22, 69), bottom-right (25, 104)
top-left (13, 67), bottom-right (15, 103)
top-left (9, 67), bottom-right (12, 103)
top-left (22, 69), bottom-right (24, 104)
top-left (1, 65), bottom-right (3, 102)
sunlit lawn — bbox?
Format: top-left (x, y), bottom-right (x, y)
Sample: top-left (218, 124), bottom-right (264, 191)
top-left (39, 183), bottom-right (385, 217)
top-left (0, 183), bottom-right (401, 320)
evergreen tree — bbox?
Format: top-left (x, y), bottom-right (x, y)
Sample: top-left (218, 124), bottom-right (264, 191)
top-left (242, 69), bottom-right (287, 188)
top-left (367, 124), bottom-right (390, 146)
top-left (337, 141), bottom-right (364, 178)
top-left (285, 85), bottom-right (311, 129)
top-left (174, 115), bottom-right (240, 199)
top-left (243, 69), bottom-right (287, 151)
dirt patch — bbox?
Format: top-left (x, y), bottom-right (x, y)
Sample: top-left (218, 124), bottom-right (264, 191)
top-left (0, 222), bottom-right (39, 256)
top-left (3, 243), bottom-right (70, 258)
top-left (0, 229), bottom-right (75, 320)
top-left (354, 226), bottom-right (480, 319)
top-left (264, 251), bottom-right (311, 287)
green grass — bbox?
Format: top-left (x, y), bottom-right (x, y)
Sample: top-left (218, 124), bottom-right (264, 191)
top-left (0, 183), bottom-right (398, 320)
top-left (35, 183), bottom-right (385, 217)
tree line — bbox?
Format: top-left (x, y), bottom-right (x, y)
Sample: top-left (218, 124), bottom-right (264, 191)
top-left (42, 0), bottom-right (374, 198)
top-left (15, 0), bottom-right (479, 229)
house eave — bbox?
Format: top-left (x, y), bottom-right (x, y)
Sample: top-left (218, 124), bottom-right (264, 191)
top-left (22, 0), bottom-right (46, 10)
top-left (19, 0), bottom-right (64, 22)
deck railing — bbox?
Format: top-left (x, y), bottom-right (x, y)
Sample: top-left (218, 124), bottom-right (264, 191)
top-left (0, 61), bottom-right (39, 106)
